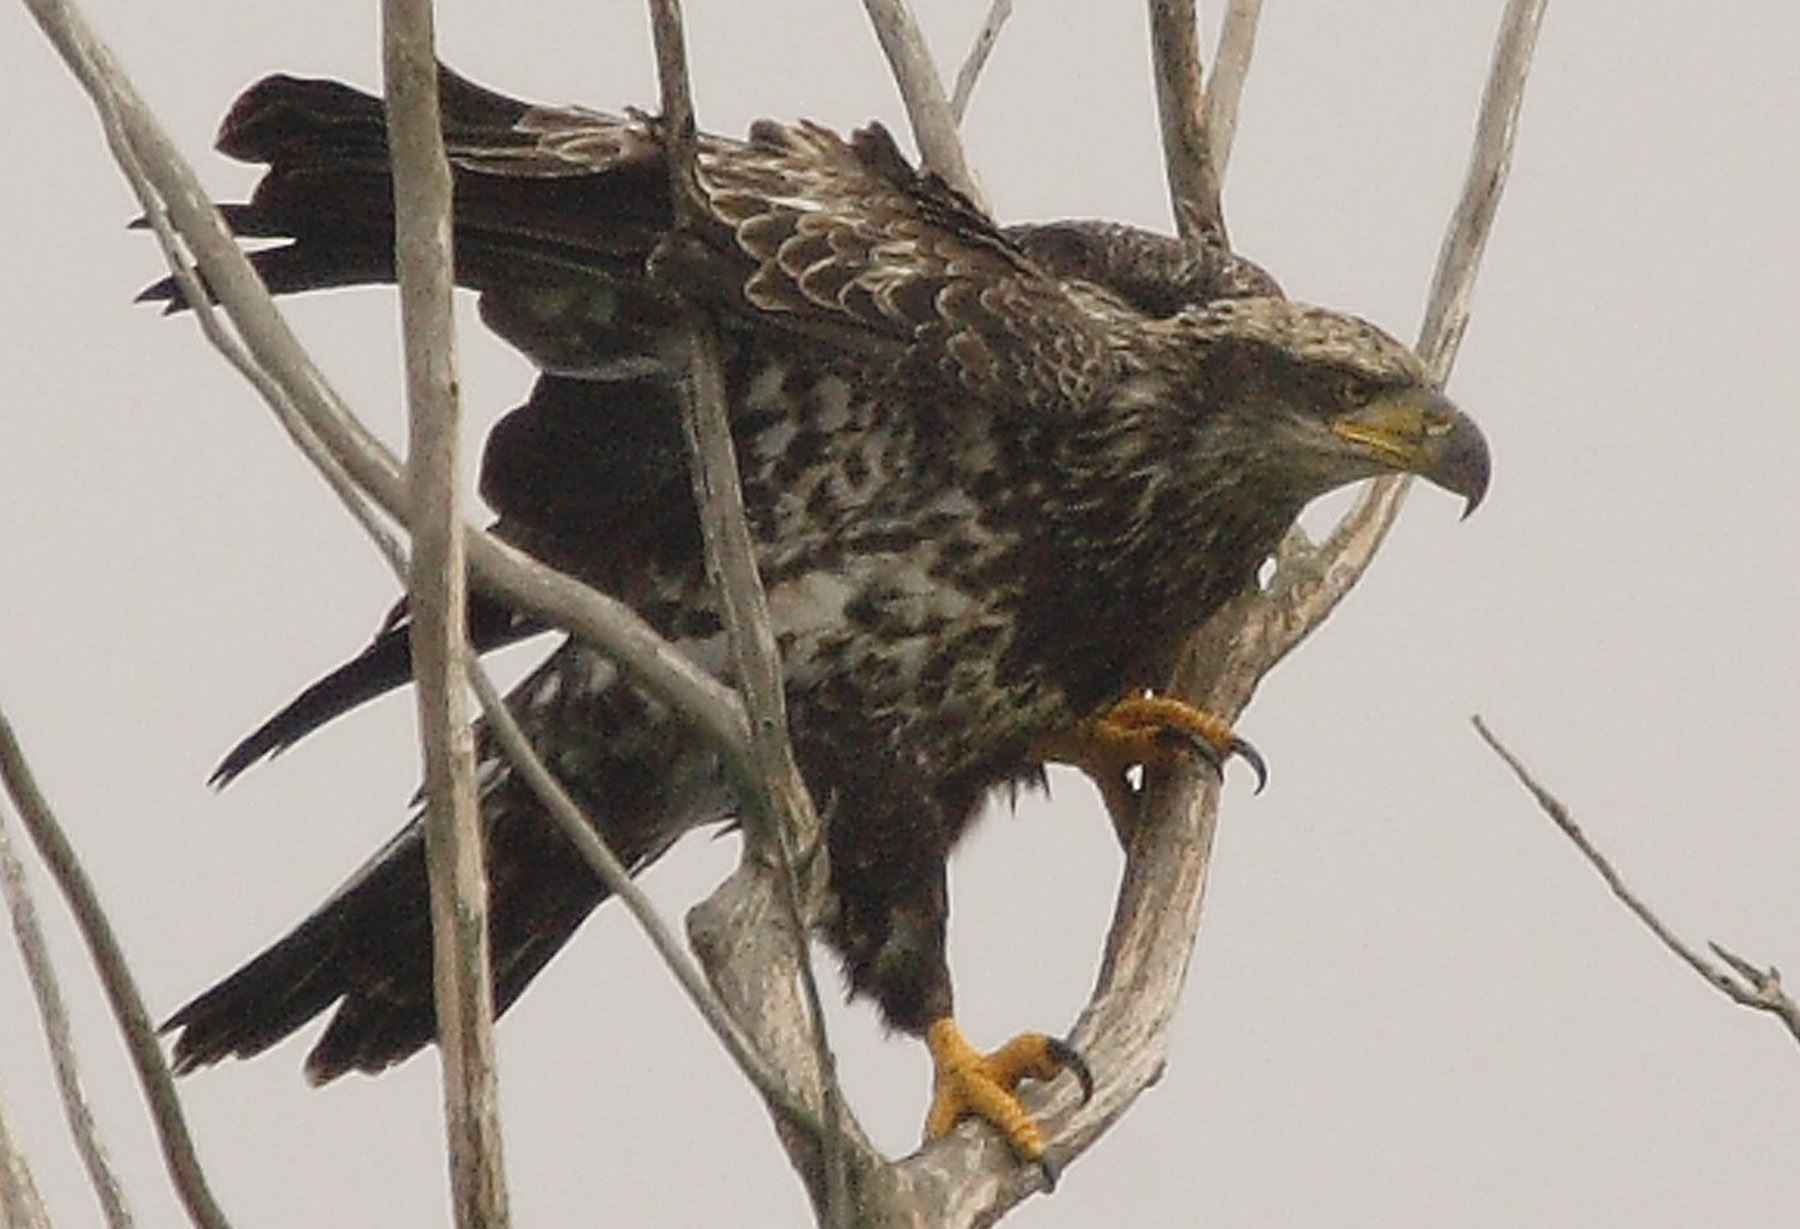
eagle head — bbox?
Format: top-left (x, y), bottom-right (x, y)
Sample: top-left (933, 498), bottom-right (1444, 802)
top-left (1174, 297), bottom-right (1491, 517)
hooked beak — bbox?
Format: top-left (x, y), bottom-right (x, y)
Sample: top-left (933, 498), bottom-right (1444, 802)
top-left (1330, 386), bottom-right (1491, 518)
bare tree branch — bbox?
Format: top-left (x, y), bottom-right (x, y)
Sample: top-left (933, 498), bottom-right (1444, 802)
top-left (27, 0), bottom-right (756, 785)
top-left (22, 0), bottom-right (853, 1218)
top-left (0, 706), bottom-right (234, 1229)
top-left (861, 0), bottom-right (987, 210)
top-left (645, 5), bottom-right (864, 1221)
top-left (460, 664), bottom-right (830, 1132)
top-left (1147, 0), bottom-right (1228, 246)
top-left (871, 3), bottom-right (1543, 1223)
top-left (1251, 0), bottom-right (1546, 670)
top-left (1204, 0), bottom-right (1262, 177)
top-left (17, 2), bottom-right (1556, 1225)
top-left (853, 6), bottom-right (1257, 1220)
top-left (381, 3), bottom-right (511, 1224)
top-left (949, 0), bottom-right (1012, 124)
top-left (0, 1086), bottom-right (52, 1229)
top-left (1, 809), bottom-right (135, 1229)
top-left (1474, 717), bottom-right (1800, 1048)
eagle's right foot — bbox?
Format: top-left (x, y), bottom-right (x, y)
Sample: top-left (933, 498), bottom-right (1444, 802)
top-left (1038, 693), bottom-right (1267, 793)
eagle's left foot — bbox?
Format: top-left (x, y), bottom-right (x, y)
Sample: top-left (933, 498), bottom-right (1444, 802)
top-left (923, 1018), bottom-right (1093, 1190)
top-left (1040, 694), bottom-right (1268, 795)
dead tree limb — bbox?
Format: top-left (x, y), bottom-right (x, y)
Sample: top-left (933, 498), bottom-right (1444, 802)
top-left (861, 0), bottom-right (987, 210)
top-left (1474, 717), bottom-right (1800, 1048)
top-left (645, 3), bottom-right (867, 1223)
top-left (1, 786), bottom-right (135, 1229)
top-left (0, 705), bottom-right (233, 1229)
top-left (380, 3), bottom-right (512, 1225)
top-left (0, 1086), bottom-right (52, 1229)
top-left (949, 0), bottom-right (1012, 123)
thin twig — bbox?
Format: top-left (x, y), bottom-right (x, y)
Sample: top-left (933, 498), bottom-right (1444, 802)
top-left (1, 815), bottom-right (135, 1229)
top-left (645, 3), bottom-right (857, 1220)
top-left (949, 0), bottom-right (1012, 123)
top-left (861, 0), bottom-right (988, 210)
top-left (1204, 0), bottom-right (1262, 177)
top-left (0, 706), bottom-right (234, 1229)
top-left (381, 3), bottom-right (511, 1224)
top-left (1473, 717), bottom-right (1800, 1047)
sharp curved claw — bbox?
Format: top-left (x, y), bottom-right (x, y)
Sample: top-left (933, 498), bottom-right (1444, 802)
top-left (1038, 1153), bottom-right (1060, 1192)
top-left (1155, 727), bottom-right (1269, 794)
top-left (1044, 1036), bottom-right (1095, 1104)
top-left (1231, 735), bottom-right (1270, 795)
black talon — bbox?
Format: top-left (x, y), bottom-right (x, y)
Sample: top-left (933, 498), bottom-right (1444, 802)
top-left (1154, 727), bottom-right (1268, 793)
top-left (1231, 735), bottom-right (1270, 795)
top-left (1045, 1036), bottom-right (1095, 1105)
top-left (1038, 1154), bottom-right (1060, 1192)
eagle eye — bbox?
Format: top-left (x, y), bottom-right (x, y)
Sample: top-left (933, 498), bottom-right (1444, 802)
top-left (1333, 374), bottom-right (1372, 409)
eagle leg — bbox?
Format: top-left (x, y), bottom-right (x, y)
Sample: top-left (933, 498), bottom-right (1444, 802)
top-left (922, 1018), bottom-right (1093, 1190)
top-left (1037, 693), bottom-right (1267, 839)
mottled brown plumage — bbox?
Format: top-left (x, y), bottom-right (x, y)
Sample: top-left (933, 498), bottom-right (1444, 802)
top-left (154, 68), bottom-right (1487, 1170)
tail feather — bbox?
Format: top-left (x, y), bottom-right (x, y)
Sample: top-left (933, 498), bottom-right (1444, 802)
top-left (163, 797), bottom-right (610, 1082)
top-left (210, 372), bottom-right (693, 788)
top-left (209, 594), bottom-right (542, 788)
top-left (140, 65), bottom-right (671, 315)
top-left (169, 642), bottom-right (727, 1081)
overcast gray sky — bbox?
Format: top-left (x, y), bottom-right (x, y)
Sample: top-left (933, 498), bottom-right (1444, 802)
top-left (4, 2), bottom-right (1797, 1226)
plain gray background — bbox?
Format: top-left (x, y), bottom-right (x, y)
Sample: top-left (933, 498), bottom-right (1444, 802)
top-left (5, 2), bottom-right (1797, 1225)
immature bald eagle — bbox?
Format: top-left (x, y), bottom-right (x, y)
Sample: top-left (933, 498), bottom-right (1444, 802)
top-left (153, 68), bottom-right (1488, 1186)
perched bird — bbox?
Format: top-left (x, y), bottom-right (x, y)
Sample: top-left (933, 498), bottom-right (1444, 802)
top-left (150, 67), bottom-right (1489, 1186)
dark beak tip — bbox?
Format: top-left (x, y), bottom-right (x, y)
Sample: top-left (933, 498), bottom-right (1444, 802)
top-left (1432, 411), bottom-right (1490, 522)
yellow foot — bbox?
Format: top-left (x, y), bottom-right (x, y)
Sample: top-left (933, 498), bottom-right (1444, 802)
top-left (1037, 693), bottom-right (1268, 797)
top-left (923, 1018), bottom-right (1094, 1190)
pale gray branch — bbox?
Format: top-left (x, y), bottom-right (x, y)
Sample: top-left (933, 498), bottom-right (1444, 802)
top-left (0, 1086), bottom-right (52, 1229)
top-left (645, 4), bottom-right (861, 1221)
top-left (861, 0), bottom-right (988, 210)
top-left (1147, 0), bottom-right (1228, 246)
top-left (462, 664), bottom-right (831, 1131)
top-left (1204, 0), bottom-right (1262, 177)
top-left (949, 0), bottom-right (1012, 123)
top-left (865, 9), bottom-right (1271, 1219)
top-left (0, 705), bottom-right (233, 1229)
top-left (381, 3), bottom-right (511, 1225)
top-left (1474, 717), bottom-right (1800, 1048)
top-left (882, 3), bottom-right (1543, 1224)
top-left (1419, 0), bottom-right (1548, 386)
top-left (22, 2), bottom-right (837, 1222)
top-left (1254, 0), bottom-right (1545, 667)
top-left (1, 794), bottom-right (135, 1229)
top-left (27, 0), bottom-right (752, 778)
